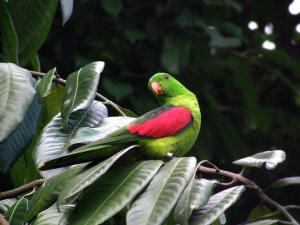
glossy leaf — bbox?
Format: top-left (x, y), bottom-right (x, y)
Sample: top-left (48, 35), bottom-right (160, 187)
top-left (127, 157), bottom-right (197, 225)
top-left (233, 150), bottom-right (286, 170)
top-left (189, 186), bottom-right (245, 225)
top-left (174, 179), bottom-right (216, 225)
top-left (25, 166), bottom-right (83, 221)
top-left (269, 176), bottom-right (300, 189)
top-left (61, 61), bottom-right (104, 130)
top-left (0, 63), bottom-right (36, 141)
top-left (57, 145), bottom-right (138, 206)
top-left (8, 0), bottom-right (58, 64)
top-left (35, 101), bottom-right (107, 178)
top-left (37, 68), bottom-right (56, 98)
top-left (0, 96), bottom-right (41, 172)
top-left (0, 0), bottom-right (18, 64)
top-left (70, 160), bottom-right (163, 225)
top-left (5, 196), bottom-right (28, 225)
top-left (60, 0), bottom-right (73, 25)
top-left (32, 204), bottom-right (73, 225)
top-left (0, 199), bottom-right (16, 214)
top-left (71, 116), bottom-right (135, 145)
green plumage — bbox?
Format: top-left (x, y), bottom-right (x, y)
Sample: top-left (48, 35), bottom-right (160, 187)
top-left (39, 73), bottom-right (201, 170)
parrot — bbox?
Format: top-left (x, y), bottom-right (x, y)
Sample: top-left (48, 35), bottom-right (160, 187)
top-left (39, 73), bottom-right (201, 170)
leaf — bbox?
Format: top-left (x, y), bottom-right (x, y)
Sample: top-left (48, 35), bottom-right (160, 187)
top-left (0, 0), bottom-right (18, 64)
top-left (8, 0), bottom-right (58, 64)
top-left (37, 68), bottom-right (56, 98)
top-left (247, 204), bottom-right (272, 221)
top-left (70, 160), bottom-right (163, 225)
top-left (126, 157), bottom-right (197, 225)
top-left (32, 204), bottom-right (73, 225)
top-left (25, 166), bottom-right (83, 221)
top-left (35, 101), bottom-right (107, 178)
top-left (103, 78), bottom-right (133, 101)
top-left (0, 96), bottom-right (41, 172)
top-left (60, 0), bottom-right (73, 25)
top-left (245, 220), bottom-right (279, 225)
top-left (269, 176), bottom-right (300, 189)
top-left (233, 150), bottom-right (286, 170)
top-left (61, 61), bottom-right (105, 130)
top-left (5, 196), bottom-right (28, 225)
top-left (0, 63), bottom-right (36, 141)
top-left (57, 145), bottom-right (138, 206)
top-left (70, 116), bottom-right (135, 145)
top-left (0, 199), bottom-right (16, 214)
top-left (30, 54), bottom-right (40, 71)
top-left (174, 179), bottom-right (216, 225)
top-left (206, 27), bottom-right (241, 48)
top-left (160, 36), bottom-right (192, 74)
top-left (101, 0), bottom-right (122, 16)
top-left (189, 186), bottom-right (245, 225)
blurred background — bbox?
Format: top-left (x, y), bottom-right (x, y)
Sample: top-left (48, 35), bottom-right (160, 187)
top-left (5, 0), bottom-right (300, 223)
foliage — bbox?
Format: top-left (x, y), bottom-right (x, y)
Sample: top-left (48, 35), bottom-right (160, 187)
top-left (0, 0), bottom-right (300, 224)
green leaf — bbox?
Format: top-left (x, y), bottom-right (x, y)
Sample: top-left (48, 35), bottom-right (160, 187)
top-left (103, 78), bottom-right (133, 101)
top-left (61, 61), bottom-right (104, 130)
top-left (174, 179), bottom-right (216, 225)
top-left (8, 0), bottom-right (58, 64)
top-left (32, 204), bottom-right (73, 225)
top-left (247, 204), bottom-right (272, 221)
top-left (0, 199), bottom-right (16, 214)
top-left (0, 63), bottom-right (36, 141)
top-left (245, 220), bottom-right (279, 225)
top-left (0, 0), bottom-right (18, 64)
top-left (25, 166), bottom-right (83, 221)
top-left (70, 160), bottom-right (163, 225)
top-left (35, 101), bottom-right (107, 177)
top-left (60, 0), bottom-right (73, 25)
top-left (127, 157), bottom-right (197, 225)
top-left (57, 145), bottom-right (138, 206)
top-left (30, 54), bottom-right (41, 71)
top-left (189, 186), bottom-right (245, 225)
top-left (101, 0), bottom-right (122, 16)
top-left (5, 196), bottom-right (28, 225)
top-left (0, 96), bottom-right (41, 172)
top-left (37, 68), bottom-right (56, 98)
top-left (71, 117), bottom-right (135, 145)
top-left (268, 176), bottom-right (300, 189)
top-left (160, 36), bottom-right (192, 74)
top-left (233, 150), bottom-right (286, 170)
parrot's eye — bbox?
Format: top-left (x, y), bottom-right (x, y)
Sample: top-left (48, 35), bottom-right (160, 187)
top-left (164, 75), bottom-right (169, 80)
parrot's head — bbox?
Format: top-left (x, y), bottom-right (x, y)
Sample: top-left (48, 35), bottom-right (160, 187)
top-left (148, 73), bottom-right (193, 102)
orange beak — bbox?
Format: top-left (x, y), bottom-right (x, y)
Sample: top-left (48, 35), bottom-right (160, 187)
top-left (151, 81), bottom-right (164, 95)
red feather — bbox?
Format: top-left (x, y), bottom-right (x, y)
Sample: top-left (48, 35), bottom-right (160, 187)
top-left (127, 107), bottom-right (192, 138)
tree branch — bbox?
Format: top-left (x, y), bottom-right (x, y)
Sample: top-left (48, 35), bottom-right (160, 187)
top-left (198, 165), bottom-right (299, 225)
top-left (30, 70), bottom-right (127, 116)
top-left (0, 214), bottom-right (9, 225)
top-left (0, 179), bottom-right (46, 200)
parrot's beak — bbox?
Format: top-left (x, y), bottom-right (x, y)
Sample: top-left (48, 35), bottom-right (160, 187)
top-left (151, 81), bottom-right (164, 96)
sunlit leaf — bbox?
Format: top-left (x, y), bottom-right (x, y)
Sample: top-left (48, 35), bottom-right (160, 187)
top-left (0, 0), bottom-right (18, 64)
top-left (127, 157), bottom-right (197, 225)
top-left (70, 160), bottom-right (163, 225)
top-left (25, 166), bottom-right (83, 221)
top-left (189, 186), bottom-right (245, 225)
top-left (61, 61), bottom-right (104, 130)
top-left (233, 150), bottom-right (286, 170)
top-left (37, 68), bottom-right (56, 98)
top-left (57, 145), bottom-right (138, 206)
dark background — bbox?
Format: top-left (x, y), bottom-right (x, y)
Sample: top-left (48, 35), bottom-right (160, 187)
top-left (10, 0), bottom-right (300, 223)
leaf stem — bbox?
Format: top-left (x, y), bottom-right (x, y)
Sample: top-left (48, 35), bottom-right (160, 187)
top-left (30, 70), bottom-right (127, 116)
top-left (198, 165), bottom-right (299, 225)
top-left (0, 179), bottom-right (46, 200)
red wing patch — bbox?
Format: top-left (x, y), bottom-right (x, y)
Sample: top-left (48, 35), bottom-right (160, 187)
top-left (127, 107), bottom-right (192, 138)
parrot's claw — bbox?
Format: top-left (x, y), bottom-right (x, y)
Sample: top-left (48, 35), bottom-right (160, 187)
top-left (166, 152), bottom-right (174, 161)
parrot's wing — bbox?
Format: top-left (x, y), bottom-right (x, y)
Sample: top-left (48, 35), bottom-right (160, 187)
top-left (39, 105), bottom-right (192, 170)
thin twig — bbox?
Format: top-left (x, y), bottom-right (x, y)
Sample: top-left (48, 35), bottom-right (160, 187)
top-left (30, 70), bottom-right (127, 116)
top-left (198, 165), bottom-right (299, 225)
top-left (0, 214), bottom-right (9, 225)
top-left (0, 179), bottom-right (46, 200)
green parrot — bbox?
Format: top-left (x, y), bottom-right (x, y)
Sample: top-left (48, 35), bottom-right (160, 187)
top-left (39, 73), bottom-right (201, 170)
